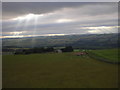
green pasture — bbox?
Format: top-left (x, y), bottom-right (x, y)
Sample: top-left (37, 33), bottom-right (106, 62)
top-left (89, 48), bottom-right (119, 62)
top-left (3, 52), bottom-right (118, 88)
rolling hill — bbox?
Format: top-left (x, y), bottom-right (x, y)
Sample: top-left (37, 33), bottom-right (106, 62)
top-left (2, 33), bottom-right (119, 49)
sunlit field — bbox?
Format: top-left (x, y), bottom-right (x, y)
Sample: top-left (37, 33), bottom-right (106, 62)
top-left (89, 48), bottom-right (119, 63)
top-left (3, 52), bottom-right (118, 88)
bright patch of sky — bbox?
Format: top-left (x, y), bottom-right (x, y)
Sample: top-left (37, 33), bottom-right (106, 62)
top-left (2, 2), bottom-right (118, 38)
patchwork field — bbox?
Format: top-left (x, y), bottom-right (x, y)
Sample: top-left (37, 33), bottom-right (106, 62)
top-left (2, 52), bottom-right (118, 88)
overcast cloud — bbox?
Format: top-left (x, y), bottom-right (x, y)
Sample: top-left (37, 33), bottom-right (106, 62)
top-left (2, 2), bottom-right (118, 38)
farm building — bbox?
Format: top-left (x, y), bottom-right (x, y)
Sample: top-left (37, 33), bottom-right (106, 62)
top-left (55, 49), bottom-right (62, 53)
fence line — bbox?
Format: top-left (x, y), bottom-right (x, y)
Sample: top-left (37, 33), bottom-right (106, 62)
top-left (87, 51), bottom-right (120, 64)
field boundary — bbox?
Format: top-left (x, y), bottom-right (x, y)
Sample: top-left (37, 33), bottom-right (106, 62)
top-left (87, 51), bottom-right (120, 64)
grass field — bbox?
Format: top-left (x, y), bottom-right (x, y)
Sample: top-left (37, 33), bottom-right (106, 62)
top-left (89, 48), bottom-right (119, 62)
top-left (3, 52), bottom-right (118, 88)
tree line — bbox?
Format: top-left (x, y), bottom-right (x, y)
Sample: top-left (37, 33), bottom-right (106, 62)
top-left (14, 46), bottom-right (73, 55)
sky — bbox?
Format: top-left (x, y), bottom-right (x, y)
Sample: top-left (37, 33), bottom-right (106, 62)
top-left (2, 2), bottom-right (119, 38)
top-left (2, 0), bottom-right (120, 2)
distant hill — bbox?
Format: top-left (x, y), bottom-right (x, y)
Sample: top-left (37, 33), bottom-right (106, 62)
top-left (2, 33), bottom-right (119, 49)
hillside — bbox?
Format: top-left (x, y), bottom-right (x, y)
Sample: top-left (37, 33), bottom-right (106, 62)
top-left (88, 49), bottom-right (119, 63)
top-left (2, 33), bottom-right (119, 49)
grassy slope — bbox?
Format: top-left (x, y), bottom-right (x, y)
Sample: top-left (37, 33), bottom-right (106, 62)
top-left (3, 53), bottom-right (118, 88)
top-left (90, 48), bottom-right (119, 62)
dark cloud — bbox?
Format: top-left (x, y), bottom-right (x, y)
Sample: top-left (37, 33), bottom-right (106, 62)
top-left (2, 2), bottom-right (117, 19)
top-left (2, 2), bottom-right (118, 38)
top-left (2, 2), bottom-right (86, 19)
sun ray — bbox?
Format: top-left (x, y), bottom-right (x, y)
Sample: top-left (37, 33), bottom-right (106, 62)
top-left (31, 15), bottom-right (38, 48)
top-left (13, 18), bottom-right (25, 47)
